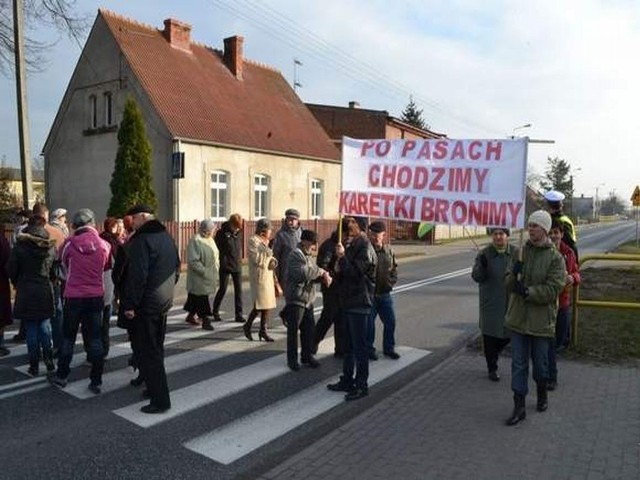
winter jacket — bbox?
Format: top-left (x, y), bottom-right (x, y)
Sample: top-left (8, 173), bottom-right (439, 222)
top-left (471, 243), bottom-right (519, 338)
top-left (214, 221), bottom-right (242, 273)
top-left (317, 232), bottom-right (339, 295)
top-left (284, 245), bottom-right (323, 308)
top-left (272, 224), bottom-right (301, 287)
top-left (373, 244), bottom-right (398, 295)
top-left (0, 234), bottom-right (12, 327)
top-left (558, 241), bottom-right (580, 309)
top-left (60, 226), bottom-right (110, 299)
top-left (186, 233), bottom-right (220, 296)
top-left (505, 239), bottom-right (566, 338)
top-left (121, 220), bottom-right (180, 316)
top-left (9, 227), bottom-right (56, 321)
top-left (336, 234), bottom-right (377, 312)
top-left (100, 231), bottom-right (120, 306)
top-left (248, 234), bottom-right (277, 310)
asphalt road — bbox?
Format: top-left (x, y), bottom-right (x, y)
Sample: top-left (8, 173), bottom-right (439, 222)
top-left (0, 220), bottom-right (633, 479)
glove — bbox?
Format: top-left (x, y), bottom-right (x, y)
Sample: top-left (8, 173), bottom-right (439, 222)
top-left (513, 281), bottom-right (528, 298)
top-left (479, 254), bottom-right (488, 268)
top-left (512, 261), bottom-right (523, 276)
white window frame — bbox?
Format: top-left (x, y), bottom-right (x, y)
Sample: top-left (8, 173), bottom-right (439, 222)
top-left (311, 178), bottom-right (323, 218)
top-left (254, 173), bottom-right (270, 219)
top-left (210, 170), bottom-right (229, 220)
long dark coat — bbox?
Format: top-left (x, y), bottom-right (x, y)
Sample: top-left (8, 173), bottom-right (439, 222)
top-left (8, 227), bottom-right (56, 322)
top-left (0, 234), bottom-right (12, 327)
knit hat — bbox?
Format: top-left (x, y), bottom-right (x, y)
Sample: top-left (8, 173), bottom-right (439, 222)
top-left (51, 208), bottom-right (67, 220)
top-left (300, 229), bottom-right (318, 244)
top-left (368, 221), bottom-right (386, 233)
top-left (71, 208), bottom-right (95, 228)
top-left (527, 210), bottom-right (552, 233)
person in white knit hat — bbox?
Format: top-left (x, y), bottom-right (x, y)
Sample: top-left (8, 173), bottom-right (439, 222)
top-left (503, 209), bottom-right (566, 426)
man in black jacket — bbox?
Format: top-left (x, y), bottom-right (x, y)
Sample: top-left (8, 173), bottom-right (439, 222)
top-left (212, 214), bottom-right (244, 323)
top-left (122, 205), bottom-right (180, 414)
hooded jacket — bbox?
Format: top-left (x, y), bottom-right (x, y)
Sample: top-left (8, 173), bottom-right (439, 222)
top-left (60, 226), bottom-right (110, 299)
top-left (505, 239), bottom-right (566, 337)
top-left (272, 223), bottom-right (301, 287)
top-left (214, 221), bottom-right (242, 272)
top-left (9, 226), bottom-right (56, 321)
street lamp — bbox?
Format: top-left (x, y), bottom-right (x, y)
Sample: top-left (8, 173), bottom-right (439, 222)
top-left (595, 183), bottom-right (605, 221)
top-left (511, 123), bottom-right (532, 138)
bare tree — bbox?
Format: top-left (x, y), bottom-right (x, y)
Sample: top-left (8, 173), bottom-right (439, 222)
top-left (0, 0), bottom-right (89, 75)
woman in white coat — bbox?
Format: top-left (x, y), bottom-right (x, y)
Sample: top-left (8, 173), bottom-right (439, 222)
top-left (244, 219), bottom-right (278, 342)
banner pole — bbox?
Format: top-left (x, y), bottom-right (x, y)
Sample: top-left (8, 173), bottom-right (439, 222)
top-left (337, 214), bottom-right (343, 244)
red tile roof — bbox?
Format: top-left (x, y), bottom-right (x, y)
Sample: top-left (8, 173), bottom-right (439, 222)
top-left (99, 10), bottom-right (339, 161)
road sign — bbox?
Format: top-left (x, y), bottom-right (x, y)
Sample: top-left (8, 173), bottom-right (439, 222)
top-left (631, 186), bottom-right (640, 206)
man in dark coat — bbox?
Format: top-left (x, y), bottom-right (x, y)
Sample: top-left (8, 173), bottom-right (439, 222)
top-left (212, 213), bottom-right (244, 323)
top-left (122, 205), bottom-right (180, 414)
top-left (0, 233), bottom-right (12, 356)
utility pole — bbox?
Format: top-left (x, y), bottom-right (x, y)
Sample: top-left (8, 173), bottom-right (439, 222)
top-left (13, 0), bottom-right (33, 210)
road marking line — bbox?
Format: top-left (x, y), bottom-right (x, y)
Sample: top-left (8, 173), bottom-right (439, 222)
top-left (0, 382), bottom-right (49, 400)
top-left (64, 333), bottom-right (285, 399)
top-left (0, 375), bottom-right (46, 393)
top-left (112, 340), bottom-right (336, 428)
top-left (184, 345), bottom-right (430, 464)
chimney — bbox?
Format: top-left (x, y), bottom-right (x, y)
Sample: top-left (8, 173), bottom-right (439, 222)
top-left (223, 36), bottom-right (244, 80)
top-left (162, 18), bottom-right (191, 52)
top-left (348, 101), bottom-right (360, 109)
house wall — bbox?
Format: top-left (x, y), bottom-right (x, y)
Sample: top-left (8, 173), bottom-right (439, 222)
top-left (44, 15), bottom-right (172, 220)
top-left (177, 142), bottom-right (341, 222)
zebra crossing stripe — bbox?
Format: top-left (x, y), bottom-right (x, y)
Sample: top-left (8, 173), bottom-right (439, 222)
top-left (13, 321), bottom-right (242, 376)
top-left (183, 345), bottom-right (430, 464)
top-left (112, 339), bottom-right (336, 428)
top-left (64, 332), bottom-right (285, 399)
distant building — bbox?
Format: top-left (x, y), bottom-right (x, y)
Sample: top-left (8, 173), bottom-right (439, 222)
top-left (43, 10), bottom-right (340, 221)
top-left (572, 195), bottom-right (594, 223)
top-left (0, 167), bottom-right (45, 206)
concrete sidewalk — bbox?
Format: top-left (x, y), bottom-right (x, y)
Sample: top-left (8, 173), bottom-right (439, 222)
top-left (260, 348), bottom-right (640, 480)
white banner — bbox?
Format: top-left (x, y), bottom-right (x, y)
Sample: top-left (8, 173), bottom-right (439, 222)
top-left (340, 137), bottom-right (528, 228)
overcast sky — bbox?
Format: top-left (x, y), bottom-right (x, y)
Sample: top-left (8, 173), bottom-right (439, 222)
top-left (2, 0), bottom-right (638, 205)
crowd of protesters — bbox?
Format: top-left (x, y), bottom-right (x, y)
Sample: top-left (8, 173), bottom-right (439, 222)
top-left (0, 190), bottom-right (580, 419)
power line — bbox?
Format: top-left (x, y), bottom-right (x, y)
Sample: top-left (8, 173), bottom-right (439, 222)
top-left (206, 0), bottom-right (502, 135)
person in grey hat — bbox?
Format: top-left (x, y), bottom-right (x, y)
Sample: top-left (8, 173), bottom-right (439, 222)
top-left (50, 208), bottom-right (69, 238)
top-left (504, 210), bottom-right (565, 426)
top-left (472, 227), bottom-right (519, 382)
top-left (272, 209), bottom-right (302, 325)
top-left (184, 219), bottom-right (219, 330)
top-left (53, 208), bottom-right (111, 394)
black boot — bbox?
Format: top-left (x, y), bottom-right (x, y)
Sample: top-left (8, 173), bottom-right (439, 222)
top-left (536, 382), bottom-right (548, 412)
top-left (27, 356), bottom-right (39, 377)
top-left (505, 394), bottom-right (526, 426)
top-left (201, 317), bottom-right (214, 331)
top-left (243, 311), bottom-right (257, 341)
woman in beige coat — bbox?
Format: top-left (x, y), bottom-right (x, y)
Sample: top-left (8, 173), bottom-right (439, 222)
top-left (244, 219), bottom-right (278, 342)
top-left (184, 219), bottom-right (220, 331)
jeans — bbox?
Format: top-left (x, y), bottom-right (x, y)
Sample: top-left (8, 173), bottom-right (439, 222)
top-left (51, 283), bottom-right (64, 352)
top-left (24, 318), bottom-right (52, 361)
top-left (366, 293), bottom-right (396, 354)
top-left (212, 270), bottom-right (243, 317)
top-left (548, 307), bottom-right (571, 382)
top-left (286, 305), bottom-right (315, 365)
top-left (102, 304), bottom-right (112, 357)
top-left (57, 297), bottom-right (104, 384)
top-left (343, 309), bottom-right (370, 390)
top-left (510, 331), bottom-right (550, 396)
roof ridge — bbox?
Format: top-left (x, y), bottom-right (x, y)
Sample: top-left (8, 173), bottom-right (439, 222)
top-left (98, 8), bottom-right (158, 33)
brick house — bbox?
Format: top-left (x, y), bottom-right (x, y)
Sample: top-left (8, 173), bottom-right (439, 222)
top-left (43, 10), bottom-right (340, 222)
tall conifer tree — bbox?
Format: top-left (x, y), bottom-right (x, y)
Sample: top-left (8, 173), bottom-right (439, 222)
top-left (107, 97), bottom-right (158, 217)
top-left (400, 95), bottom-right (428, 130)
